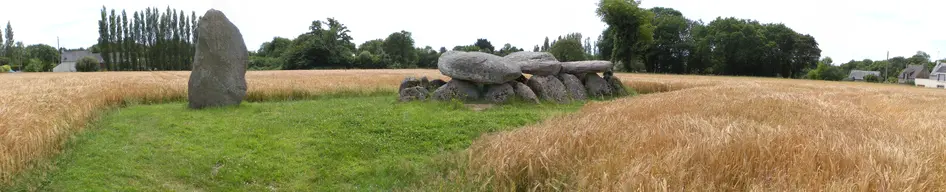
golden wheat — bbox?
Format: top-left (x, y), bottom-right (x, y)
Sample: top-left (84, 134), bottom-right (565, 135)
top-left (0, 70), bottom-right (446, 182)
top-left (5, 71), bottom-right (946, 190)
top-left (466, 73), bottom-right (946, 191)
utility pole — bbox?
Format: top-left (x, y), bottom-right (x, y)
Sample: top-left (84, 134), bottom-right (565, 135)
top-left (885, 51), bottom-right (889, 82)
top-left (57, 36), bottom-right (61, 64)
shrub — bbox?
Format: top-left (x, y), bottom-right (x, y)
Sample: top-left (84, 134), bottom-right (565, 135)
top-left (249, 56), bottom-right (283, 70)
top-left (0, 65), bottom-right (11, 73)
top-left (24, 59), bottom-right (45, 72)
top-left (76, 56), bottom-right (100, 72)
top-left (863, 74), bottom-right (880, 83)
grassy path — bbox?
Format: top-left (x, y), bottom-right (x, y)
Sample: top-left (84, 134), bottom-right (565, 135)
top-left (5, 96), bottom-right (580, 191)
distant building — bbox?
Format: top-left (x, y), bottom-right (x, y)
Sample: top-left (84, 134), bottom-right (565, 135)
top-left (898, 64), bottom-right (930, 84)
top-left (846, 70), bottom-right (881, 81)
top-left (53, 50), bottom-right (104, 72)
top-left (914, 62), bottom-right (946, 89)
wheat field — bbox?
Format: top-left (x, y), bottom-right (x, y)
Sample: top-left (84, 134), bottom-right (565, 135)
top-left (2, 70), bottom-right (946, 190)
top-left (466, 74), bottom-right (946, 191)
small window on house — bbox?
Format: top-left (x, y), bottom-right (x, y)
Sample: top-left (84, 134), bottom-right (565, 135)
top-left (939, 85), bottom-right (945, 89)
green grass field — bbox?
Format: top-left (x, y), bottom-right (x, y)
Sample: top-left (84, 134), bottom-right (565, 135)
top-left (6, 96), bottom-right (581, 191)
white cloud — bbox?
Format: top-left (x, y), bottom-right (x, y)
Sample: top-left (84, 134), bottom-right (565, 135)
top-left (1, 0), bottom-right (942, 63)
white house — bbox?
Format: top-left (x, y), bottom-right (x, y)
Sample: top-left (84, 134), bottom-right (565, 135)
top-left (915, 62), bottom-right (946, 89)
top-left (53, 50), bottom-right (104, 72)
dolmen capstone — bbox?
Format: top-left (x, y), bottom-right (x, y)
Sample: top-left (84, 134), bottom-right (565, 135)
top-left (188, 9), bottom-right (248, 109)
top-left (397, 51), bottom-right (628, 104)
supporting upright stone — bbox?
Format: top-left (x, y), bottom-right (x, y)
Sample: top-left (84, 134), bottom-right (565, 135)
top-left (433, 79), bottom-right (482, 101)
top-left (558, 73), bottom-right (587, 100)
top-left (188, 9), bottom-right (248, 109)
top-left (527, 75), bottom-right (570, 103)
top-left (584, 73), bottom-right (613, 98)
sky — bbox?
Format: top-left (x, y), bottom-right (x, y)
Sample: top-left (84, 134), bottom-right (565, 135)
top-left (1, 0), bottom-right (943, 64)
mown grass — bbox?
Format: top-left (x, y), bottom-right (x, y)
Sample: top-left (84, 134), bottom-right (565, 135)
top-left (4, 95), bottom-right (582, 191)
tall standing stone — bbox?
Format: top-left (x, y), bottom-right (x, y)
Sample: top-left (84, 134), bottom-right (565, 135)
top-left (188, 9), bottom-right (248, 109)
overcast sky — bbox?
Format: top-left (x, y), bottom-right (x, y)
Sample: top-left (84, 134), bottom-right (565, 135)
top-left (1, 0), bottom-right (943, 63)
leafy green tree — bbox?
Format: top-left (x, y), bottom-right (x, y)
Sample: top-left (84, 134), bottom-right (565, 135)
top-left (99, 7), bottom-right (111, 69)
top-left (597, 27), bottom-right (614, 61)
top-left (353, 51), bottom-right (380, 69)
top-left (357, 39), bottom-right (385, 55)
top-left (474, 38), bottom-right (494, 53)
top-left (26, 44), bottom-right (59, 71)
top-left (596, 0), bottom-right (655, 72)
top-left (644, 7), bottom-right (691, 73)
top-left (533, 45), bottom-right (540, 52)
top-left (452, 45), bottom-right (481, 52)
top-left (416, 46), bottom-right (440, 69)
top-left (3, 21), bottom-right (12, 58)
top-left (497, 43), bottom-right (524, 56)
top-left (76, 56), bottom-right (101, 72)
top-left (383, 30), bottom-right (417, 67)
top-left (23, 59), bottom-right (44, 72)
top-left (108, 9), bottom-right (117, 70)
top-left (439, 47), bottom-right (447, 54)
top-left (282, 18), bottom-right (356, 69)
top-left (549, 34), bottom-right (586, 61)
top-left (863, 74), bottom-right (881, 83)
top-left (249, 56), bottom-right (283, 70)
top-left (541, 37), bottom-right (550, 52)
top-left (805, 58), bottom-right (844, 81)
top-left (257, 37), bottom-right (292, 58)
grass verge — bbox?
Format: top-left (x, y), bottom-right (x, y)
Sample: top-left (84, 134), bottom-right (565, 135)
top-left (4, 95), bottom-right (581, 191)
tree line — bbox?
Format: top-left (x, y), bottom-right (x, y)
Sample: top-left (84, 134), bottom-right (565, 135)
top-left (805, 51), bottom-right (945, 82)
top-left (0, 21), bottom-right (61, 72)
top-left (249, 19), bottom-right (531, 70)
top-left (593, 0), bottom-right (821, 78)
top-left (95, 6), bottom-right (198, 71)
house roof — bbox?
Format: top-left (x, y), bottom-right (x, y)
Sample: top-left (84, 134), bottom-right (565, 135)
top-left (52, 62), bottom-right (76, 72)
top-left (848, 70), bottom-right (881, 80)
top-left (900, 65), bottom-right (929, 79)
top-left (60, 50), bottom-right (104, 63)
top-left (933, 62), bottom-right (946, 74)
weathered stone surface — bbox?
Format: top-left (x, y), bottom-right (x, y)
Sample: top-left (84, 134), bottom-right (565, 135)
top-left (433, 79), bottom-right (481, 101)
top-left (558, 73), bottom-right (587, 100)
top-left (505, 52), bottom-right (562, 76)
top-left (510, 81), bottom-right (539, 103)
top-left (399, 76), bottom-right (423, 92)
top-left (428, 79), bottom-right (447, 91)
top-left (585, 73), bottom-right (613, 98)
top-left (188, 9), bottom-right (248, 109)
top-left (561, 61), bottom-right (613, 74)
top-left (504, 51), bottom-right (557, 62)
top-left (574, 73), bottom-right (588, 82)
top-left (438, 51), bottom-right (522, 84)
top-left (420, 77), bottom-right (430, 89)
top-left (518, 61), bottom-right (562, 76)
top-left (606, 75), bottom-right (629, 97)
top-left (399, 86), bottom-right (429, 102)
top-left (484, 83), bottom-right (515, 104)
top-left (527, 75), bottom-right (570, 103)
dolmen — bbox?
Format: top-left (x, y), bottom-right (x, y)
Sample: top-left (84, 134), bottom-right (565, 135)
top-left (398, 51), bottom-right (628, 104)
